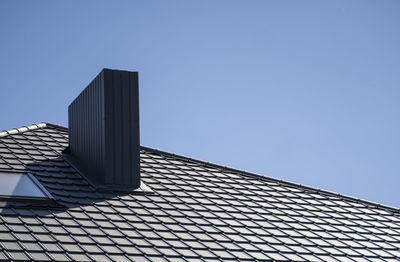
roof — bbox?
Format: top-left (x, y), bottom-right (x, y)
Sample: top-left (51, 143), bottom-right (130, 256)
top-left (0, 123), bottom-right (400, 261)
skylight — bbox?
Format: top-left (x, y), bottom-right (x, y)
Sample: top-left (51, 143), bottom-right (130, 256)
top-left (0, 173), bottom-right (52, 199)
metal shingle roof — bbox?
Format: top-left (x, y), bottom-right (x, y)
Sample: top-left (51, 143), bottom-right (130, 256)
top-left (0, 123), bottom-right (399, 261)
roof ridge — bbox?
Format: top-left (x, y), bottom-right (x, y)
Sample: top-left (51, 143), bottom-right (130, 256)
top-left (2, 124), bottom-right (398, 214)
top-left (0, 122), bottom-right (68, 137)
top-left (142, 145), bottom-right (400, 214)
top-left (0, 123), bottom-right (47, 137)
top-left (42, 122), bottom-right (68, 131)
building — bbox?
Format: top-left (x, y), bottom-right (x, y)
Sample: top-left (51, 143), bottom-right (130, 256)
top-left (0, 69), bottom-right (399, 261)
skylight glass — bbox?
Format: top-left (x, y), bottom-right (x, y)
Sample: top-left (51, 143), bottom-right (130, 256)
top-left (0, 173), bottom-right (50, 199)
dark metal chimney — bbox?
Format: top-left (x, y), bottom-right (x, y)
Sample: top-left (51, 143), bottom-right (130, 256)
top-left (67, 69), bottom-right (140, 190)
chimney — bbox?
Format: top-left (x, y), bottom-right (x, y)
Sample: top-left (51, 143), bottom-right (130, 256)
top-left (67, 69), bottom-right (140, 190)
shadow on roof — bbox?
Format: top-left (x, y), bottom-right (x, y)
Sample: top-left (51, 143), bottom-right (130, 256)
top-left (0, 156), bottom-right (154, 214)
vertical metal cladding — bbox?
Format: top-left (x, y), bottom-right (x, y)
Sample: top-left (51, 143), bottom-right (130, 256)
top-left (68, 69), bottom-right (140, 189)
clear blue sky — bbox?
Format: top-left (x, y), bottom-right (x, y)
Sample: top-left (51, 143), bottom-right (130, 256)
top-left (1, 1), bottom-right (399, 207)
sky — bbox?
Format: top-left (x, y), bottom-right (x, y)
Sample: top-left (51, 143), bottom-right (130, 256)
top-left (0, 1), bottom-right (399, 207)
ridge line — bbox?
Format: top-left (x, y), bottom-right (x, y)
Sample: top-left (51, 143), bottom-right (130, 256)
top-left (2, 123), bottom-right (399, 214)
top-left (0, 122), bottom-right (68, 137)
top-left (0, 123), bottom-right (47, 137)
top-left (141, 145), bottom-right (400, 214)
